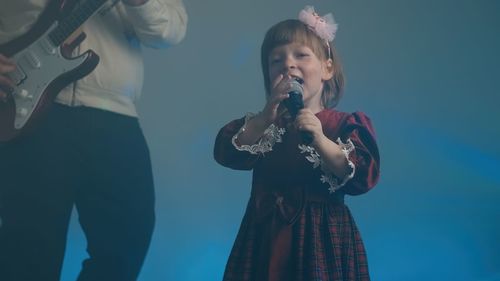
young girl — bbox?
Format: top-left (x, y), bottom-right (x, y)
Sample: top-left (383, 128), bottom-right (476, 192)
top-left (214, 6), bottom-right (380, 281)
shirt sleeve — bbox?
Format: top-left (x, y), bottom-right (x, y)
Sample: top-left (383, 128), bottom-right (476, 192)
top-left (335, 111), bottom-right (380, 195)
top-left (122, 0), bottom-right (188, 48)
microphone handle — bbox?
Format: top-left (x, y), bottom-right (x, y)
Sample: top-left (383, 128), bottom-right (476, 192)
top-left (284, 92), bottom-right (314, 144)
top-left (300, 131), bottom-right (314, 145)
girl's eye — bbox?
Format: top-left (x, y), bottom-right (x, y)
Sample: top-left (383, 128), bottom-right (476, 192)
top-left (270, 58), bottom-right (282, 64)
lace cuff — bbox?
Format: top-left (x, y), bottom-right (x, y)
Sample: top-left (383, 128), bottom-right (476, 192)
top-left (298, 137), bottom-right (356, 193)
top-left (231, 113), bottom-right (286, 155)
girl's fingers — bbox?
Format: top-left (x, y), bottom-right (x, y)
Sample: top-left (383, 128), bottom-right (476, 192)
top-left (269, 77), bottom-right (290, 105)
top-left (271, 74), bottom-right (294, 97)
top-left (296, 110), bottom-right (321, 129)
top-left (269, 75), bottom-right (295, 108)
top-left (271, 74), bottom-right (284, 89)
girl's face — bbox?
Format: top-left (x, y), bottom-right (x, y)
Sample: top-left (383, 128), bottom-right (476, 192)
top-left (268, 42), bottom-right (333, 111)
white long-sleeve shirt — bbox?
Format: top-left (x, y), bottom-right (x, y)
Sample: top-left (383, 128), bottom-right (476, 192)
top-left (0, 0), bottom-right (188, 116)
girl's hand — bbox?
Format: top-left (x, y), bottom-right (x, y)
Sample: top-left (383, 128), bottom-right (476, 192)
top-left (296, 109), bottom-right (351, 180)
top-left (260, 74), bottom-right (294, 125)
top-left (0, 54), bottom-right (16, 102)
top-left (295, 108), bottom-right (324, 145)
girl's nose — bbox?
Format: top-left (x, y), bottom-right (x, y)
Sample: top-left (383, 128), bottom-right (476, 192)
top-left (283, 56), bottom-right (296, 70)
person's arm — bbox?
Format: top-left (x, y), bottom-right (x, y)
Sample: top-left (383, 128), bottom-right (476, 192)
top-left (236, 74), bottom-right (292, 145)
top-left (121, 0), bottom-right (188, 48)
top-left (311, 130), bottom-right (352, 180)
top-left (295, 109), bottom-right (350, 179)
top-left (233, 112), bottom-right (274, 146)
top-left (214, 117), bottom-right (262, 170)
top-left (296, 110), bottom-right (380, 195)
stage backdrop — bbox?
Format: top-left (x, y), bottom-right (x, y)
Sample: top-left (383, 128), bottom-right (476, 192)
top-left (61, 0), bottom-right (500, 280)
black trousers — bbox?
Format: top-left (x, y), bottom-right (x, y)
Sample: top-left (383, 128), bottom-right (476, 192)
top-left (0, 104), bottom-right (155, 281)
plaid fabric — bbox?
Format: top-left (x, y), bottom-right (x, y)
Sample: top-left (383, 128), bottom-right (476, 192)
top-left (223, 199), bottom-right (370, 281)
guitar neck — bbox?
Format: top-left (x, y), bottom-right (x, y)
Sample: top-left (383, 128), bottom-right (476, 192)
top-left (48, 0), bottom-right (108, 46)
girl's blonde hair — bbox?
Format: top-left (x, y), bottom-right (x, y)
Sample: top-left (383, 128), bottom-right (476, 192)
top-left (260, 19), bottom-right (345, 108)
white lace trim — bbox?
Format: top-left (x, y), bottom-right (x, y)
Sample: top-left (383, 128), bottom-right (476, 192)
top-left (231, 113), bottom-right (286, 155)
top-left (298, 137), bottom-right (356, 193)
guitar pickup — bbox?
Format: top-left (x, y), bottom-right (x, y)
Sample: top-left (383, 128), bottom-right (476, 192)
top-left (25, 51), bottom-right (42, 69)
top-left (40, 37), bottom-right (57, 55)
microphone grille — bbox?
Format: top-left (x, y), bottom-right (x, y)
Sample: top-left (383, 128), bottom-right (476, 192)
top-left (284, 79), bottom-right (304, 118)
top-left (289, 79), bottom-right (303, 95)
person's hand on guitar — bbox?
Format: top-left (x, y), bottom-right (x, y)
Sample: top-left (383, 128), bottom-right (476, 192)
top-left (0, 54), bottom-right (16, 102)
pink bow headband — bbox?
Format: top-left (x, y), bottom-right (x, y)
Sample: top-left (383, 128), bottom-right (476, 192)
top-left (298, 6), bottom-right (338, 42)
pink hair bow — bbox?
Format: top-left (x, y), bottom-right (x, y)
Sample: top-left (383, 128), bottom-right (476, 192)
top-left (298, 6), bottom-right (338, 42)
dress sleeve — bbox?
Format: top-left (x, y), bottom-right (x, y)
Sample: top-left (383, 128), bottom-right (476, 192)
top-left (213, 114), bottom-right (285, 170)
top-left (335, 111), bottom-right (380, 195)
top-left (214, 117), bottom-right (260, 170)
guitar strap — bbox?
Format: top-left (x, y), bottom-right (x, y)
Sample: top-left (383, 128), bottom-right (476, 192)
top-left (61, 0), bottom-right (84, 46)
top-left (59, 0), bottom-right (81, 19)
top-left (62, 0), bottom-right (117, 18)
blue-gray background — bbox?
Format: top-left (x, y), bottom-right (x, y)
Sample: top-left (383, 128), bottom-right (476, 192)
top-left (61, 0), bottom-right (500, 280)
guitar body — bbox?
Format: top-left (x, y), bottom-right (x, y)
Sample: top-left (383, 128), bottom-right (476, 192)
top-left (0, 0), bottom-right (100, 142)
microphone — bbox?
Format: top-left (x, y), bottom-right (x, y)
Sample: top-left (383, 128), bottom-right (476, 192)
top-left (282, 78), bottom-right (314, 144)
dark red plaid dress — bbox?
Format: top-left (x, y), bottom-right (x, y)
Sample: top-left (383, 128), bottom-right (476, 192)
top-left (214, 109), bottom-right (380, 281)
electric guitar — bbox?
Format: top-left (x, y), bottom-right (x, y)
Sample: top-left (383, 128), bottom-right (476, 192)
top-left (0, 0), bottom-right (108, 142)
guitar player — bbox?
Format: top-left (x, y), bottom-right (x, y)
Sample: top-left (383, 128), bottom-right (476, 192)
top-left (0, 0), bottom-right (187, 280)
